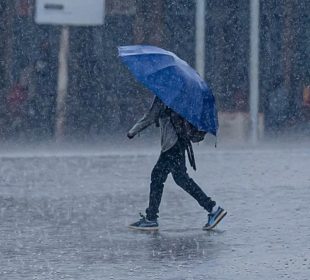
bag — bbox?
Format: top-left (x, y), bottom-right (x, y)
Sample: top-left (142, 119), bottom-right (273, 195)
top-left (167, 109), bottom-right (207, 171)
top-left (168, 109), bottom-right (206, 143)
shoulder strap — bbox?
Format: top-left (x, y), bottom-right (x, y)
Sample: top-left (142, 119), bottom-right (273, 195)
top-left (185, 141), bottom-right (196, 171)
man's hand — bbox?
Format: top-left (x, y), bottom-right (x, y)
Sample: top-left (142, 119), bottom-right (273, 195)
top-left (127, 132), bottom-right (134, 139)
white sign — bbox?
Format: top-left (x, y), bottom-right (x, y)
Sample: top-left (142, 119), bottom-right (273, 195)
top-left (35, 0), bottom-right (105, 26)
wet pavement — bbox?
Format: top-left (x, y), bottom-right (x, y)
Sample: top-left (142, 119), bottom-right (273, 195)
top-left (0, 144), bottom-right (310, 279)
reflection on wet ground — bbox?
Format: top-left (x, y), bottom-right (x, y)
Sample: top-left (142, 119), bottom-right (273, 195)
top-left (0, 148), bottom-right (310, 279)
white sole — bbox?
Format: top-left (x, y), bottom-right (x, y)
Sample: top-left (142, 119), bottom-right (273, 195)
top-left (203, 210), bottom-right (227, 231)
top-left (128, 225), bottom-right (159, 231)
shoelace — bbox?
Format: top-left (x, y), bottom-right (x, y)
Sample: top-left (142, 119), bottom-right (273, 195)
top-left (139, 212), bottom-right (146, 220)
top-left (208, 211), bottom-right (215, 219)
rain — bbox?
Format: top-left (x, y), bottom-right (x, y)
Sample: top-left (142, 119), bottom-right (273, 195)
top-left (0, 1), bottom-right (309, 279)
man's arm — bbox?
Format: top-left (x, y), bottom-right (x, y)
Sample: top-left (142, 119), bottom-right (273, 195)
top-left (127, 97), bottom-right (164, 138)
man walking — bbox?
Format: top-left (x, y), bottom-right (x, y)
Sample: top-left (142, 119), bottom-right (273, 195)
top-left (127, 97), bottom-right (227, 231)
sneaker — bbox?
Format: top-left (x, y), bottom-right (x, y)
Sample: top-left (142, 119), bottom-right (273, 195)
top-left (128, 213), bottom-right (159, 231)
top-left (203, 206), bottom-right (227, 230)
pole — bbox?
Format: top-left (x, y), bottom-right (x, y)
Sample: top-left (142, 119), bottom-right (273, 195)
top-left (249, 0), bottom-right (260, 144)
top-left (195, 0), bottom-right (205, 78)
top-left (55, 26), bottom-right (69, 141)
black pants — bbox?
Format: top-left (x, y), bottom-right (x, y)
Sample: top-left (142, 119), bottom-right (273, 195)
top-left (146, 141), bottom-right (215, 220)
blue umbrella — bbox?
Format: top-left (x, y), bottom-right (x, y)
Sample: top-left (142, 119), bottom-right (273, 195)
top-left (118, 45), bottom-right (218, 135)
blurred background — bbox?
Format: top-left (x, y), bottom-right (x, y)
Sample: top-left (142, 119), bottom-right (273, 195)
top-left (0, 3), bottom-right (309, 278)
top-left (0, 0), bottom-right (309, 145)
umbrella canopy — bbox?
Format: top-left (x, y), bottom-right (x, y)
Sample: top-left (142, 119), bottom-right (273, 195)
top-left (118, 45), bottom-right (218, 135)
